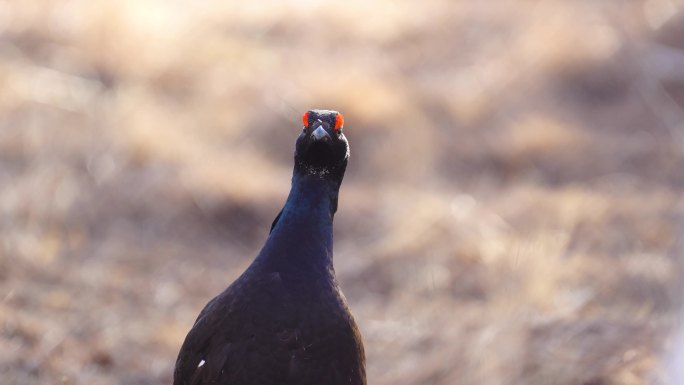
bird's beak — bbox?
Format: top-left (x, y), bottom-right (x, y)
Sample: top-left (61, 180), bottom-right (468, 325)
top-left (311, 125), bottom-right (331, 142)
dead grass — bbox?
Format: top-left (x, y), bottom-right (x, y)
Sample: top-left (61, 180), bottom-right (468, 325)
top-left (1, 1), bottom-right (683, 384)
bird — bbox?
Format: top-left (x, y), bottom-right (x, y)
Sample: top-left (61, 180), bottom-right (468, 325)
top-left (173, 109), bottom-right (366, 385)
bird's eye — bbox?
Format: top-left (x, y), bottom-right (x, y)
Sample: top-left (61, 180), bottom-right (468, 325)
top-left (334, 113), bottom-right (344, 132)
top-left (302, 112), bottom-right (310, 128)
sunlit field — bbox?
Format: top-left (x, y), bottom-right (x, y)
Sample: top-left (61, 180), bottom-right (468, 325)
top-left (1, 1), bottom-right (683, 384)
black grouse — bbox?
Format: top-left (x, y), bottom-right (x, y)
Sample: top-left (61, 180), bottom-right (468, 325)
top-left (174, 109), bottom-right (366, 385)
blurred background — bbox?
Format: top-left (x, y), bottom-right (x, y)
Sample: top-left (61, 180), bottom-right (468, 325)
top-left (1, 1), bottom-right (683, 384)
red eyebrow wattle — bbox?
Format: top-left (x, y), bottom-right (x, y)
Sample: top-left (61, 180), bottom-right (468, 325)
top-left (334, 113), bottom-right (344, 132)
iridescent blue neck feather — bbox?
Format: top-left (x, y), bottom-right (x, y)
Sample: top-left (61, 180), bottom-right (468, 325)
top-left (252, 172), bottom-right (340, 275)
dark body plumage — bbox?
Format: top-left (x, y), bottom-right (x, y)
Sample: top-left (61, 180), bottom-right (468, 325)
top-left (174, 110), bottom-right (365, 385)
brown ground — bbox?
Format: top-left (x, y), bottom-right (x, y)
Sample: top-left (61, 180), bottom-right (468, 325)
top-left (1, 1), bottom-right (684, 384)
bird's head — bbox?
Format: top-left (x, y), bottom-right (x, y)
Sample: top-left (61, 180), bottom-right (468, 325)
top-left (294, 109), bottom-right (349, 181)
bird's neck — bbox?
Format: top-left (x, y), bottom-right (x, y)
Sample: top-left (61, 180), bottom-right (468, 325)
top-left (254, 172), bottom-right (341, 274)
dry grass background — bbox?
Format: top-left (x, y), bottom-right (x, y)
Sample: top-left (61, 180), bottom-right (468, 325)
top-left (1, 1), bottom-right (684, 384)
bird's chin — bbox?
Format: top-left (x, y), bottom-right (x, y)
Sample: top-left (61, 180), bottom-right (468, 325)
top-left (301, 141), bottom-right (333, 163)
